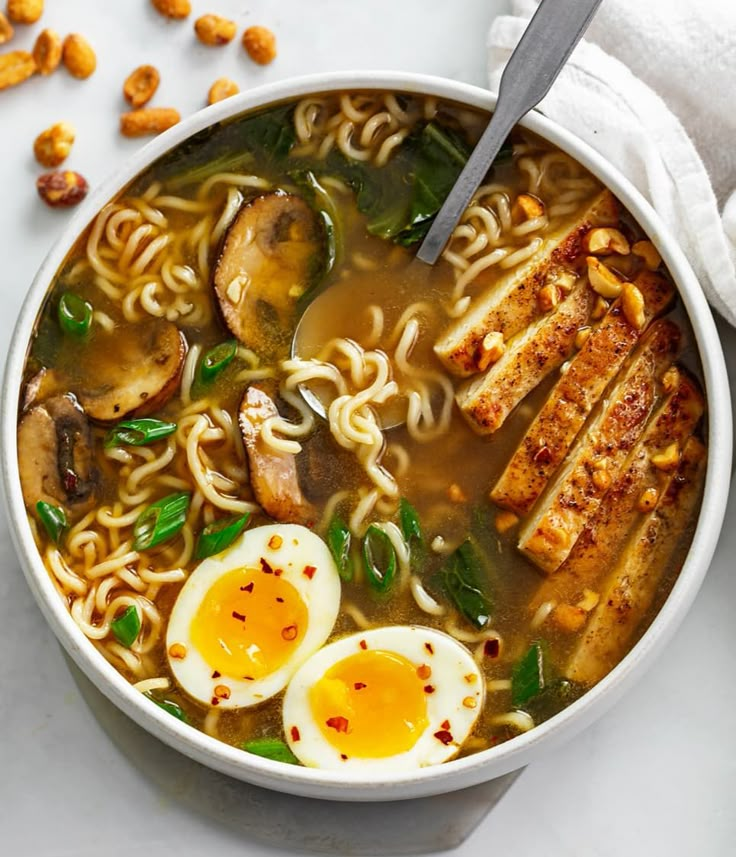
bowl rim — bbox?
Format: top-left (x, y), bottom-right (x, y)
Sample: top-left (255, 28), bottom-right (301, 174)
top-left (1, 70), bottom-right (732, 801)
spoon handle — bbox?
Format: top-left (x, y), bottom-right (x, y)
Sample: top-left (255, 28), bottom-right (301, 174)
top-left (416, 0), bottom-right (603, 265)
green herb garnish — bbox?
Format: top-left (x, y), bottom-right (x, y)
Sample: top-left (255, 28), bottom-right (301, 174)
top-left (362, 525), bottom-right (397, 593)
top-left (105, 418), bottom-right (177, 448)
top-left (57, 292), bottom-right (92, 338)
top-left (200, 340), bottom-right (238, 382)
top-left (326, 515), bottom-right (353, 582)
top-left (36, 500), bottom-right (67, 544)
top-left (242, 737), bottom-right (300, 765)
top-left (111, 604), bottom-right (141, 648)
top-left (133, 492), bottom-right (190, 551)
top-left (195, 513), bottom-right (250, 559)
top-left (511, 641), bottom-right (550, 707)
top-left (433, 539), bottom-right (492, 629)
top-left (144, 692), bottom-right (188, 723)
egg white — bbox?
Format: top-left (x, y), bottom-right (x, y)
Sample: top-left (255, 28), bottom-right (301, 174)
top-left (165, 523), bottom-right (341, 709)
top-left (282, 626), bottom-right (484, 771)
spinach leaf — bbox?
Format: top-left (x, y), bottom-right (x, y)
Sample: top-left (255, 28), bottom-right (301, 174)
top-left (432, 538), bottom-right (492, 629)
top-left (511, 641), bottom-right (550, 707)
top-left (289, 169), bottom-right (342, 280)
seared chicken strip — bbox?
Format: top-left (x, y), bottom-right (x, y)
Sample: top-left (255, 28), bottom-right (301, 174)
top-left (528, 371), bottom-right (704, 616)
top-left (492, 270), bottom-right (674, 514)
top-left (457, 277), bottom-right (594, 435)
top-left (565, 436), bottom-right (706, 684)
top-left (518, 319), bottom-right (681, 573)
top-left (434, 190), bottom-right (618, 377)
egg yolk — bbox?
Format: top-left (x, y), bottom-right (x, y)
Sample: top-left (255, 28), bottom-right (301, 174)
top-left (190, 567), bottom-right (308, 681)
top-left (309, 650), bottom-right (428, 758)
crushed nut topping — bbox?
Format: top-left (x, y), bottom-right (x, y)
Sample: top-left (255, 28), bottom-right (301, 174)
top-left (651, 442), bottom-right (680, 471)
top-left (208, 77), bottom-right (239, 105)
top-left (33, 28), bottom-right (62, 76)
top-left (638, 487), bottom-right (659, 512)
top-left (242, 25), bottom-right (277, 65)
top-left (195, 14), bottom-right (236, 46)
top-left (621, 282), bottom-right (646, 330)
top-left (495, 510), bottom-right (519, 534)
top-left (511, 193), bottom-right (545, 224)
top-left (586, 256), bottom-right (624, 299)
top-left (632, 240), bottom-right (661, 271)
top-left (123, 64), bottom-right (160, 109)
top-left (477, 331), bottom-right (505, 371)
top-left (62, 34), bottom-right (96, 79)
top-left (34, 122), bottom-right (75, 168)
top-left (0, 50), bottom-right (36, 91)
top-left (583, 227), bottom-right (631, 256)
top-left (120, 107), bottom-right (180, 137)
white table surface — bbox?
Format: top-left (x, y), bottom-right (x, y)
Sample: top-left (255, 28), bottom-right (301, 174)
top-left (1, 2), bottom-right (735, 854)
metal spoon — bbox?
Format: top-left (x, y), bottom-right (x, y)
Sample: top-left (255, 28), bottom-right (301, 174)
top-left (416, 0), bottom-right (603, 265)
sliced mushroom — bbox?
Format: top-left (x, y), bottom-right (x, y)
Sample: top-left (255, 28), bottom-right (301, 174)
top-left (213, 191), bottom-right (324, 357)
top-left (239, 386), bottom-right (316, 526)
top-left (18, 394), bottom-right (97, 519)
top-left (22, 367), bottom-right (63, 411)
top-left (75, 319), bottom-right (187, 423)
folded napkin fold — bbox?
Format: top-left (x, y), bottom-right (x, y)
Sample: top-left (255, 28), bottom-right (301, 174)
top-left (487, 0), bottom-right (736, 326)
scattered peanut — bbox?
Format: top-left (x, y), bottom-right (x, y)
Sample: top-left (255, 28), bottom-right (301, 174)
top-left (661, 365), bottom-right (680, 394)
top-left (574, 326), bottom-right (591, 350)
top-left (511, 193), bottom-right (545, 224)
top-left (0, 12), bottom-right (14, 44)
top-left (33, 122), bottom-right (75, 168)
top-left (151, 0), bottom-right (191, 18)
top-left (476, 331), bottom-right (505, 371)
top-left (447, 483), bottom-right (467, 503)
top-left (0, 49), bottom-right (35, 90)
top-left (583, 227), bottom-right (630, 256)
top-left (591, 468), bottom-right (611, 492)
top-left (120, 107), bottom-right (180, 137)
top-left (36, 170), bottom-right (89, 207)
top-left (242, 25), bottom-right (277, 65)
top-left (549, 269), bottom-right (577, 294)
top-left (591, 294), bottom-right (609, 320)
top-left (537, 283), bottom-right (561, 313)
top-left (576, 588), bottom-right (600, 612)
top-left (651, 442), bottom-right (680, 472)
top-left (632, 240), bottom-right (661, 271)
top-left (33, 28), bottom-right (62, 75)
top-left (495, 510), bottom-right (519, 534)
top-left (637, 487), bottom-right (659, 513)
top-left (62, 34), bottom-right (96, 79)
top-left (7, 0), bottom-right (43, 25)
top-left (621, 282), bottom-right (646, 330)
top-left (208, 76), bottom-right (238, 105)
top-left (586, 256), bottom-right (624, 299)
top-left (123, 64), bottom-right (160, 108)
top-left (195, 14), bottom-right (236, 46)
top-left (552, 603), bottom-right (587, 633)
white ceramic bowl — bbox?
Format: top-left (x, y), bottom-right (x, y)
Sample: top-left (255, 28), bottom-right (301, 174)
top-left (1, 72), bottom-right (731, 802)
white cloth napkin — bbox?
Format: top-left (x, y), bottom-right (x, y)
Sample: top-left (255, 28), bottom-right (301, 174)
top-left (487, 0), bottom-right (736, 326)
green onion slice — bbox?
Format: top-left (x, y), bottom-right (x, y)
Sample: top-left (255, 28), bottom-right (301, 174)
top-left (133, 492), bottom-right (190, 551)
top-left (200, 339), bottom-right (237, 382)
top-left (362, 525), bottom-right (397, 593)
top-left (144, 692), bottom-right (188, 723)
top-left (511, 641), bottom-right (549, 707)
top-left (399, 497), bottom-right (423, 546)
top-left (242, 738), bottom-right (300, 765)
top-left (195, 513), bottom-right (250, 559)
top-left (58, 292), bottom-right (93, 338)
top-left (36, 500), bottom-right (67, 544)
top-left (111, 604), bottom-right (141, 648)
top-left (326, 515), bottom-right (353, 582)
top-left (105, 418), bottom-right (177, 448)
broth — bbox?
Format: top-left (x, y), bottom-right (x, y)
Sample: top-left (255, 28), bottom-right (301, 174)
top-left (17, 91), bottom-right (705, 766)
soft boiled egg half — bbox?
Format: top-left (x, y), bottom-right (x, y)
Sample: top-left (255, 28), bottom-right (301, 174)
top-left (282, 626), bottom-right (484, 770)
top-left (165, 524), bottom-right (341, 709)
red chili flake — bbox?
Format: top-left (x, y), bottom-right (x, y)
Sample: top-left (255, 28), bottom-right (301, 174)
top-left (326, 716), bottom-right (349, 733)
top-left (340, 754), bottom-right (348, 761)
top-left (359, 639), bottom-right (367, 650)
top-left (353, 682), bottom-right (367, 691)
top-left (232, 611), bottom-right (246, 622)
top-left (424, 642), bottom-right (434, 655)
top-left (416, 664), bottom-right (431, 680)
top-left (211, 697), bottom-right (220, 706)
top-left (484, 639), bottom-right (500, 658)
top-left (434, 730), bottom-right (453, 746)
top-left (275, 597), bottom-right (284, 603)
top-left (290, 726), bottom-right (301, 742)
top-left (440, 719), bottom-right (450, 730)
top-left (281, 624), bottom-right (298, 641)
top-left (274, 568), bottom-right (283, 576)
top-left (243, 676), bottom-right (254, 681)
top-left (211, 670), bottom-right (221, 679)
top-left (533, 445), bottom-right (553, 465)
top-left (303, 565), bottom-right (316, 580)
top-left (260, 557), bottom-right (274, 574)
top-left (424, 685), bottom-right (435, 694)
top-left (240, 582), bottom-right (254, 593)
